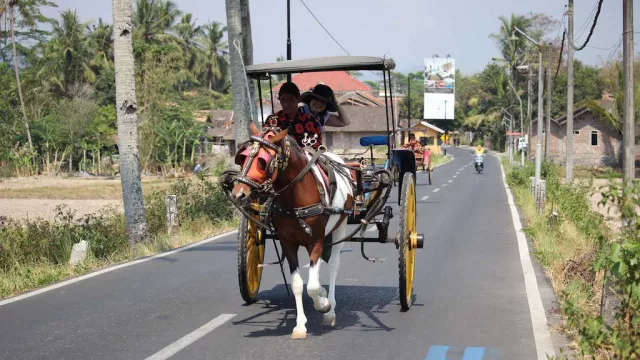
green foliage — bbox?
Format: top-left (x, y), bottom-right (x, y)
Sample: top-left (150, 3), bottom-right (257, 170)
top-left (0, 176), bottom-right (234, 273)
top-left (1, 0), bottom-right (231, 176)
top-left (562, 181), bottom-right (640, 358)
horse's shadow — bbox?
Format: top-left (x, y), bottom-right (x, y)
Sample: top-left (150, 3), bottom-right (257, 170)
top-left (232, 284), bottom-right (419, 338)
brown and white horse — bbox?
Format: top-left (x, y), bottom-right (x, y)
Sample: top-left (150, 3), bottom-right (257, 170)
top-left (231, 123), bottom-right (354, 339)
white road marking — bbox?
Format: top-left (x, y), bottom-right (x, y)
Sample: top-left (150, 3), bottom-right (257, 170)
top-left (366, 225), bottom-right (376, 232)
top-left (0, 230), bottom-right (237, 307)
top-left (421, 195), bottom-right (430, 201)
top-left (442, 184), bottom-right (448, 187)
top-left (145, 314), bottom-right (236, 360)
top-left (433, 188), bottom-right (440, 193)
top-left (499, 161), bottom-right (556, 359)
top-left (453, 175), bottom-right (457, 178)
top-left (448, 179), bottom-right (453, 183)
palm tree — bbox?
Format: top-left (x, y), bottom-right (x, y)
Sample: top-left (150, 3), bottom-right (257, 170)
top-left (173, 13), bottom-right (203, 72)
top-left (199, 21), bottom-right (227, 91)
top-left (112, 0), bottom-right (148, 244)
top-left (133, 0), bottom-right (180, 43)
top-left (41, 9), bottom-right (95, 95)
top-left (7, 0), bottom-right (56, 150)
top-left (489, 14), bottom-right (534, 87)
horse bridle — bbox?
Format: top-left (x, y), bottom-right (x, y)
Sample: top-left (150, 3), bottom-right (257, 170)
top-left (234, 131), bottom-right (291, 195)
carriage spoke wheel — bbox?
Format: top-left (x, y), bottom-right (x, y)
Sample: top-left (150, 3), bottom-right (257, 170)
top-left (428, 161), bottom-right (432, 185)
top-left (238, 214), bottom-right (265, 304)
top-left (398, 172), bottom-right (417, 311)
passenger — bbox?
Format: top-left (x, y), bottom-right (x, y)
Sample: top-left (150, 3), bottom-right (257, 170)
top-left (403, 133), bottom-right (424, 154)
top-left (300, 84), bottom-right (350, 129)
top-left (264, 82), bottom-right (323, 149)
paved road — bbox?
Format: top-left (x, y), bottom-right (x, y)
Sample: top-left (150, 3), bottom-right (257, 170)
top-left (0, 147), bottom-right (558, 360)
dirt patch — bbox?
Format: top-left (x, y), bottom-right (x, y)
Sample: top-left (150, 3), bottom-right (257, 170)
top-left (562, 250), bottom-right (597, 285)
top-left (0, 199), bottom-right (123, 220)
top-left (0, 175), bottom-right (196, 219)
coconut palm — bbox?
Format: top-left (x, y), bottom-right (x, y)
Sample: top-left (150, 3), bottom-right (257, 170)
top-left (133, 0), bottom-right (180, 43)
top-left (490, 14), bottom-right (535, 87)
top-left (112, 0), bottom-right (148, 244)
top-left (7, 0), bottom-right (56, 150)
top-left (199, 21), bottom-right (227, 91)
top-left (39, 9), bottom-right (95, 96)
top-left (172, 13), bottom-right (203, 72)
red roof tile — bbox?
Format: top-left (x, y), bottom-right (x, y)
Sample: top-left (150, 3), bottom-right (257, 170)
top-left (273, 71), bottom-right (371, 93)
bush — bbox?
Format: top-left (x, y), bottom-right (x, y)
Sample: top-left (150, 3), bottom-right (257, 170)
top-left (562, 180), bottom-right (640, 358)
top-left (0, 205), bottom-right (128, 272)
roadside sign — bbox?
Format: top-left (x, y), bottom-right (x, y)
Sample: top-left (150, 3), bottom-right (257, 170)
top-left (440, 134), bottom-right (449, 142)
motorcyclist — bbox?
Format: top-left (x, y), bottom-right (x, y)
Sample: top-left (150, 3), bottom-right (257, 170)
top-left (473, 145), bottom-right (485, 156)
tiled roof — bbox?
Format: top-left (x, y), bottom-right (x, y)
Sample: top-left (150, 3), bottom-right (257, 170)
top-left (273, 71), bottom-right (372, 92)
top-left (324, 105), bottom-right (395, 133)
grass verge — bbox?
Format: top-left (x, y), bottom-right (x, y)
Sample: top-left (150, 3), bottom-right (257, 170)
top-left (500, 157), bottom-right (610, 356)
top-left (0, 176), bottom-right (236, 300)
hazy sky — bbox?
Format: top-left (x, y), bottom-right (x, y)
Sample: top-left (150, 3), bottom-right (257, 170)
top-left (43, 0), bottom-right (639, 79)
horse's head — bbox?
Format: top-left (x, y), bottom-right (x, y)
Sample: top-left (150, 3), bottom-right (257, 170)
top-left (231, 122), bottom-right (290, 206)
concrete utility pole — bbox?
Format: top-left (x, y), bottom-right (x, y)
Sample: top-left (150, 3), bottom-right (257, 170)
top-left (527, 66), bottom-right (533, 162)
top-left (566, 0), bottom-right (575, 183)
top-left (623, 0), bottom-right (635, 184)
top-left (545, 66), bottom-right (552, 159)
top-left (535, 52), bottom-right (544, 184)
top-left (514, 26), bottom-right (544, 184)
top-left (226, 0), bottom-right (255, 145)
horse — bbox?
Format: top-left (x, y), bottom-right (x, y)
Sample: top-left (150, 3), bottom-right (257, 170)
top-left (231, 122), bottom-right (355, 339)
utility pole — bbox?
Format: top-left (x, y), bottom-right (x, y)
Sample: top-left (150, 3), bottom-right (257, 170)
top-left (527, 66), bottom-right (533, 162)
top-left (226, 0), bottom-right (255, 145)
top-left (535, 51), bottom-right (543, 184)
top-left (286, 0), bottom-right (291, 82)
top-left (407, 75), bottom-right (411, 129)
top-left (545, 66), bottom-right (552, 159)
top-left (566, 0), bottom-right (574, 183)
top-left (623, 0), bottom-right (635, 184)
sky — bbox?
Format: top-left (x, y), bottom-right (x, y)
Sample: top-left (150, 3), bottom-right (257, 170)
top-left (42, 0), bottom-right (639, 81)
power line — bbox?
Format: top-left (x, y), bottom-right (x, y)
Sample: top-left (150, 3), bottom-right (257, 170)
top-left (574, 0), bottom-right (604, 51)
top-left (299, 0), bottom-right (350, 56)
top-left (298, 0), bottom-right (384, 80)
top-left (554, 30), bottom-right (566, 82)
top-left (575, 1), bottom-right (599, 41)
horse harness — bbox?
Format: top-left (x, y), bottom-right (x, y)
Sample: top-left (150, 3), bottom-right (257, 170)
top-left (222, 127), bottom-right (360, 236)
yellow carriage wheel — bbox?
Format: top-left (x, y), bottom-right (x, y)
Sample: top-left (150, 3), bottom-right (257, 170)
top-left (238, 214), bottom-right (265, 304)
top-left (398, 172), bottom-right (416, 311)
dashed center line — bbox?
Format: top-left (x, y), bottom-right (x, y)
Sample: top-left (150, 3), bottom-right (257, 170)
top-left (145, 314), bottom-right (236, 360)
top-left (443, 184), bottom-right (448, 187)
top-left (433, 188), bottom-right (440, 193)
top-left (448, 179), bottom-right (453, 183)
top-left (421, 195), bottom-right (430, 201)
top-left (453, 175), bottom-right (457, 178)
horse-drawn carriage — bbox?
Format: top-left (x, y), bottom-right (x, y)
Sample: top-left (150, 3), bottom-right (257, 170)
top-left (220, 56), bottom-right (425, 339)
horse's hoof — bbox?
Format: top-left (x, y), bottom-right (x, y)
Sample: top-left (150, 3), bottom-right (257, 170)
top-left (291, 328), bottom-right (307, 340)
top-left (315, 298), bottom-right (332, 313)
top-left (323, 313), bottom-right (336, 327)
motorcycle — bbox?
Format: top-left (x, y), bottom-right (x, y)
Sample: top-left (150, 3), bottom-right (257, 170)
top-left (474, 155), bottom-right (484, 173)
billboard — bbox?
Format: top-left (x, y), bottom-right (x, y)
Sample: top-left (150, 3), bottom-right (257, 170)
top-left (424, 57), bottom-right (455, 120)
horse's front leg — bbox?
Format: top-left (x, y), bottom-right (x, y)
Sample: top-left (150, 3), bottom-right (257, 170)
top-left (307, 258), bottom-right (331, 313)
top-left (282, 242), bottom-right (307, 339)
top-left (323, 223), bottom-right (346, 327)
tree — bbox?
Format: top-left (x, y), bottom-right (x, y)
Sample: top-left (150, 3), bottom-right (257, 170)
top-left (112, 0), bottom-right (147, 244)
top-left (173, 13), bottom-right (203, 73)
top-left (199, 21), bottom-right (227, 91)
top-left (6, 0), bottom-right (56, 151)
top-left (40, 9), bottom-right (96, 96)
top-left (226, 0), bottom-right (254, 144)
top-left (489, 13), bottom-right (535, 86)
top-left (364, 80), bottom-right (380, 91)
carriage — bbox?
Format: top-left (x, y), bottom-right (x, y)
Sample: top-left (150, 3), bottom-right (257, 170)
top-left (220, 56), bottom-right (425, 338)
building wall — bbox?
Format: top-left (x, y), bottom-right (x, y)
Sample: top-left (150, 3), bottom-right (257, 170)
top-left (531, 113), bottom-right (622, 167)
top-left (325, 131), bottom-right (385, 152)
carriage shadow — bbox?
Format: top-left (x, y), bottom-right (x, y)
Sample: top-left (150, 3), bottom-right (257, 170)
top-left (232, 284), bottom-right (419, 338)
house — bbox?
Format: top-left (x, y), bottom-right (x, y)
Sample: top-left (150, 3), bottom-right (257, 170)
top-left (530, 98), bottom-right (622, 167)
top-left (397, 119), bottom-right (446, 155)
top-left (324, 105), bottom-right (396, 151)
top-left (273, 71), bottom-right (374, 94)
top-left (204, 110), bottom-right (235, 155)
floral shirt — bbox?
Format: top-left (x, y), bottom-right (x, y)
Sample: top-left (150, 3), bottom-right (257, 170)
top-left (403, 139), bottom-right (423, 154)
top-left (264, 108), bottom-right (323, 150)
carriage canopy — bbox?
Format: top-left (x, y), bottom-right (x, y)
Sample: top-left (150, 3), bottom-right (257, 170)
top-left (245, 56), bottom-right (396, 79)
